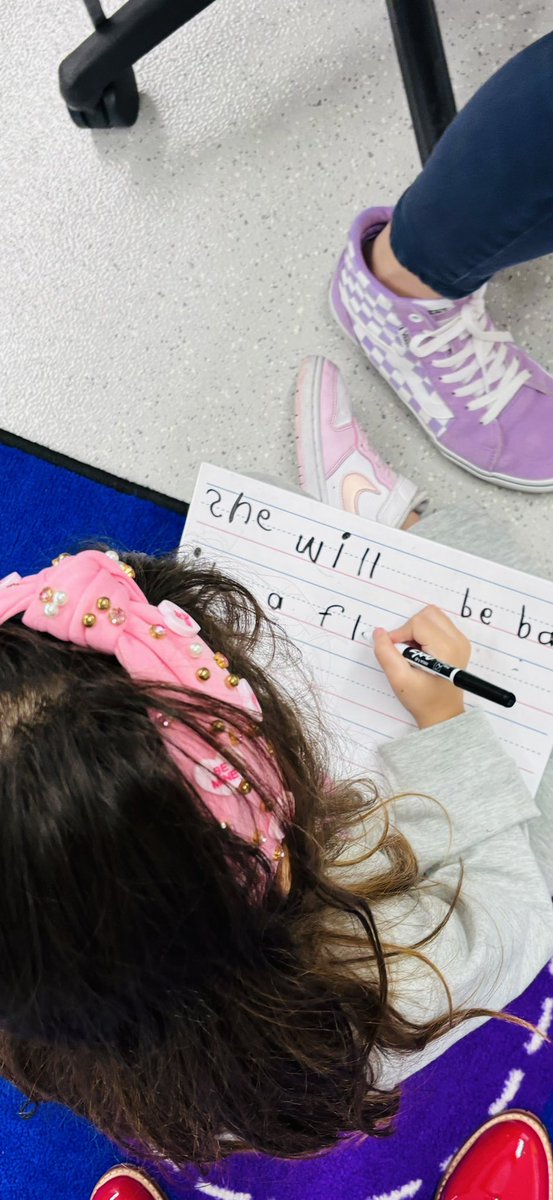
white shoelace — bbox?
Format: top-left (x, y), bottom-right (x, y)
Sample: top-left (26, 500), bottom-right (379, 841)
top-left (409, 292), bottom-right (531, 425)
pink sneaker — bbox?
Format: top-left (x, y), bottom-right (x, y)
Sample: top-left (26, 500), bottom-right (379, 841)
top-left (294, 355), bottom-right (427, 527)
top-left (90, 1164), bottom-right (167, 1200)
top-left (330, 205), bottom-right (553, 491)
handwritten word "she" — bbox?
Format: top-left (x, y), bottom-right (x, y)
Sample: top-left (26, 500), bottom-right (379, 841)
top-left (206, 488), bottom-right (273, 530)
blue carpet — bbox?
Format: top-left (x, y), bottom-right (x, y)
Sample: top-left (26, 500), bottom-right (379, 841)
top-left (0, 435), bottom-right (186, 1199)
top-left (0, 438), bottom-right (186, 578)
top-left (2, 434), bottom-right (553, 1200)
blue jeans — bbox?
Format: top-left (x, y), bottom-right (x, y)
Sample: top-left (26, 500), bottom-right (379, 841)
top-left (391, 31), bottom-right (553, 299)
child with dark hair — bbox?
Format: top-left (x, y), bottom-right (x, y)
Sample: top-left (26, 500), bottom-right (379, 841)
top-left (7, 23), bottom-right (553, 1200)
top-left (2, 364), bottom-right (553, 1200)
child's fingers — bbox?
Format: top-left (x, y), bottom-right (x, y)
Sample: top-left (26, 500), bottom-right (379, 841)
top-left (416, 605), bottom-right (460, 637)
top-left (373, 606), bottom-right (472, 728)
top-left (373, 619), bottom-right (467, 728)
top-left (386, 611), bottom-right (434, 646)
top-left (372, 628), bottom-right (415, 690)
top-left (388, 606), bottom-right (464, 647)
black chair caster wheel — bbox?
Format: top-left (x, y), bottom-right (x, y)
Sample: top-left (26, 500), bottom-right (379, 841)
top-left (66, 67), bottom-right (139, 129)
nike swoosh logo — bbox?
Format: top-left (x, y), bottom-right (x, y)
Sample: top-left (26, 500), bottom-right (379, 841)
top-left (341, 472), bottom-right (380, 513)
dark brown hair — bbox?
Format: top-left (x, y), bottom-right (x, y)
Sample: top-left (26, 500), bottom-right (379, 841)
top-left (0, 542), bottom-right (493, 1172)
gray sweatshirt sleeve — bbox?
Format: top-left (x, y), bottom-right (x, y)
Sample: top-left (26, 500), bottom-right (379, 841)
top-left (335, 710), bottom-right (553, 1088)
top-left (378, 709), bottom-right (545, 874)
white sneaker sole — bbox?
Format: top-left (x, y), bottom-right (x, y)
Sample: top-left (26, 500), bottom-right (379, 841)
top-left (294, 355), bottom-right (328, 500)
top-left (329, 279), bottom-right (553, 493)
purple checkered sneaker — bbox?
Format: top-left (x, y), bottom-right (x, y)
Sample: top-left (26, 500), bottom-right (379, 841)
top-left (330, 205), bottom-right (553, 491)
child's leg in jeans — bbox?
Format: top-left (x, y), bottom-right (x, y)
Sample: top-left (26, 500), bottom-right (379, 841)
top-left (412, 505), bottom-right (553, 894)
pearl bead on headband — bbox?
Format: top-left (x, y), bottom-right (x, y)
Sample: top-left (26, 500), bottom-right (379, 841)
top-left (0, 550), bottom-right (291, 874)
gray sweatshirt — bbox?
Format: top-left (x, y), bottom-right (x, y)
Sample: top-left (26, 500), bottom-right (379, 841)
top-left (332, 709), bottom-right (553, 1087)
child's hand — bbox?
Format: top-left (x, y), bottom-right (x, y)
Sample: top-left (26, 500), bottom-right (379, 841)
top-left (372, 605), bottom-right (471, 730)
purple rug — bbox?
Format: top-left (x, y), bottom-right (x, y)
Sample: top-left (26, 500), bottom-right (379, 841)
top-left (132, 960), bottom-right (553, 1200)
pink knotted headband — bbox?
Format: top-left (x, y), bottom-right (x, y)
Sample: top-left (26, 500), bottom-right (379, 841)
top-left (0, 548), bottom-right (292, 875)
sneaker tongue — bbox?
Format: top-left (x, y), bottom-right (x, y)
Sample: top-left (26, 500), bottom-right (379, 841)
top-left (414, 297), bottom-right (455, 314)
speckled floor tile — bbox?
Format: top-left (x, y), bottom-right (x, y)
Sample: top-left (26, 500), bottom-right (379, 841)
top-left (2, 1), bottom-right (553, 566)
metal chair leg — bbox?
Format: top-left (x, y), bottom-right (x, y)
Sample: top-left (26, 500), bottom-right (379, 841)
top-left (60, 0), bottom-right (456, 148)
top-left (386, 0), bottom-right (457, 163)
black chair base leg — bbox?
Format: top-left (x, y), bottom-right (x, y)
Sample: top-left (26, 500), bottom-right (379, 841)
top-left (386, 0), bottom-right (457, 163)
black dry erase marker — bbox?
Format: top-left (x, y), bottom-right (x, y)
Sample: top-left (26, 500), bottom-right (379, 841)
top-left (400, 646), bottom-right (516, 709)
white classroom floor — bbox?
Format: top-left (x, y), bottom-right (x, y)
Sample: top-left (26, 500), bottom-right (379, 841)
top-left (2, 1), bottom-right (553, 565)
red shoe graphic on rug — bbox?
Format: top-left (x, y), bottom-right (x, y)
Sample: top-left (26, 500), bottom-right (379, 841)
top-left (435, 1109), bottom-right (553, 1199)
top-left (91, 1164), bottom-right (168, 1200)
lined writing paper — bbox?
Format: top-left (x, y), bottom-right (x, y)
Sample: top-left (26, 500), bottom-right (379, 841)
top-left (181, 464), bottom-right (553, 796)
